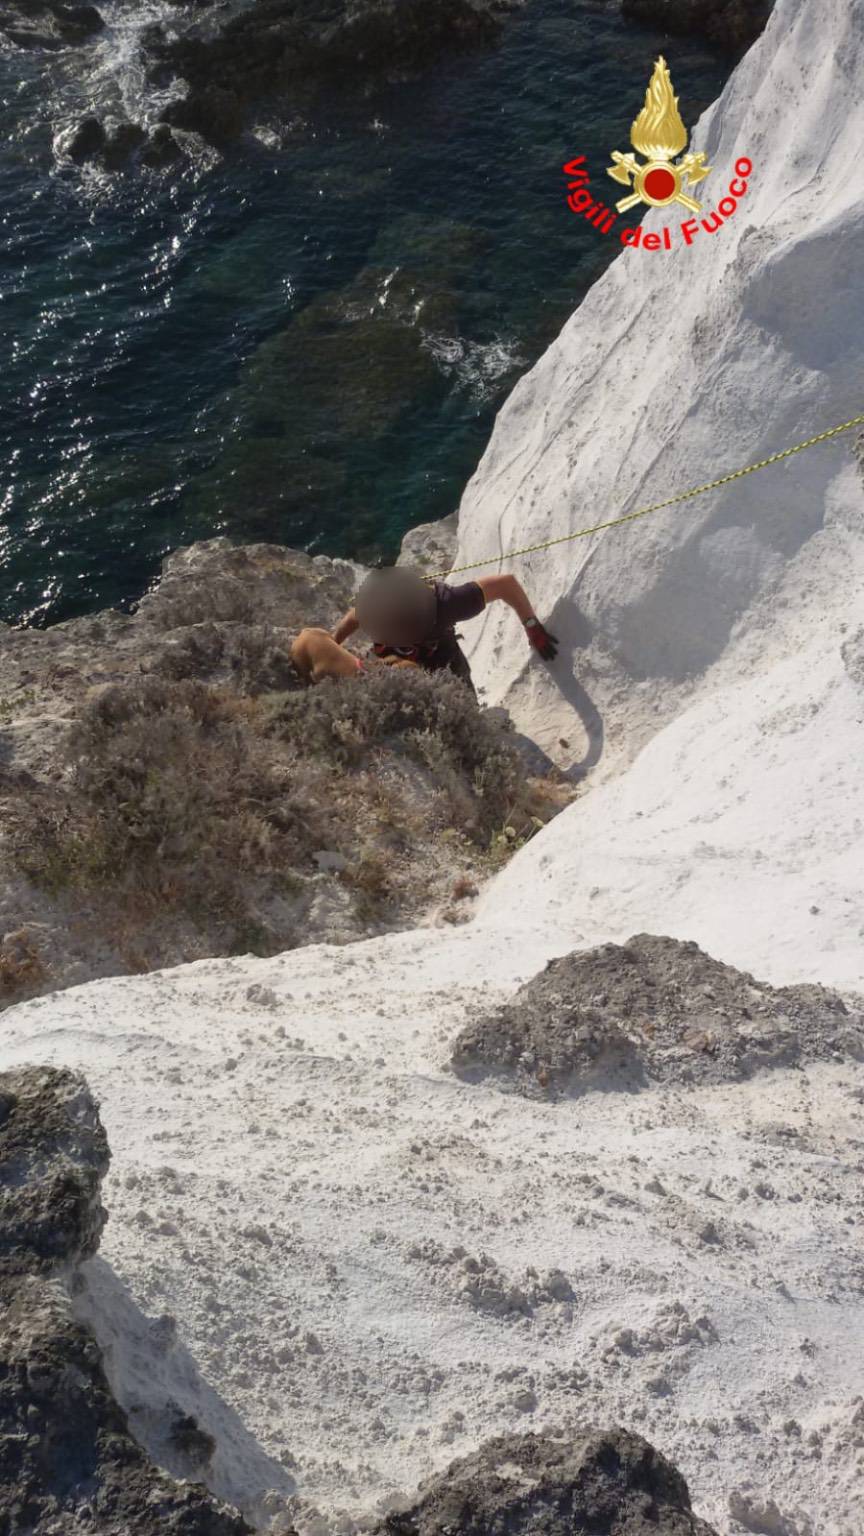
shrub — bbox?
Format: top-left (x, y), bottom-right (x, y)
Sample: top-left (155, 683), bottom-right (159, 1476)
top-left (9, 678), bottom-right (331, 925)
top-left (7, 665), bottom-right (564, 967)
top-left (265, 664), bottom-right (525, 837)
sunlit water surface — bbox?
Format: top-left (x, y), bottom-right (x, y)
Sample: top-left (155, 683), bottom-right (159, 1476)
top-left (0, 0), bottom-right (729, 625)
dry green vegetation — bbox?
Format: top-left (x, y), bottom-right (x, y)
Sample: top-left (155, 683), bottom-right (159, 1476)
top-left (8, 665), bottom-right (568, 969)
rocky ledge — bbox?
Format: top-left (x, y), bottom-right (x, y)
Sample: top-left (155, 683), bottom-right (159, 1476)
top-left (0, 538), bottom-right (567, 1008)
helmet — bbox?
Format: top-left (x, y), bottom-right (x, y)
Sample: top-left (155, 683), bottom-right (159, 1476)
top-left (355, 567), bottom-right (437, 647)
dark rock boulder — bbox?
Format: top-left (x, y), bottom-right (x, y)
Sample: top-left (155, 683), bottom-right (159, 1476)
top-left (0, 1277), bottom-right (254, 1535)
top-left (0, 1065), bottom-right (254, 1535)
top-left (620, 0), bottom-right (773, 52)
top-left (140, 123), bottom-right (184, 168)
top-left (376, 1426), bottom-right (718, 1536)
top-left (65, 114), bottom-right (108, 163)
top-left (451, 933), bottom-right (864, 1094)
top-left (102, 121), bottom-right (149, 169)
top-left (0, 1065), bottom-right (109, 1284)
top-left (150, 0), bottom-right (519, 144)
top-left (63, 116), bottom-right (171, 170)
top-left (161, 84), bottom-right (248, 146)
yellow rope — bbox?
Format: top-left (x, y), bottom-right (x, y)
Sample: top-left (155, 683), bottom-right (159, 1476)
top-left (432, 411), bottom-right (864, 581)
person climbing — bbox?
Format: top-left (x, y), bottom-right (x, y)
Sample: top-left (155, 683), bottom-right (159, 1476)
top-left (290, 566), bottom-right (558, 693)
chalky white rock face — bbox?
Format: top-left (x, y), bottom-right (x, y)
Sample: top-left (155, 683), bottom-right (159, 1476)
top-left (2, 4), bottom-right (864, 1536)
top-left (3, 937), bottom-right (863, 1536)
top-left (456, 0), bottom-right (864, 775)
top-left (457, 0), bottom-right (864, 993)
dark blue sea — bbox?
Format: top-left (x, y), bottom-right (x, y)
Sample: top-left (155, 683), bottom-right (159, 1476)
top-left (0, 0), bottom-right (729, 626)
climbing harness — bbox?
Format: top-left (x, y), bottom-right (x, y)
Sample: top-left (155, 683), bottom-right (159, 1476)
top-left (432, 411), bottom-right (864, 581)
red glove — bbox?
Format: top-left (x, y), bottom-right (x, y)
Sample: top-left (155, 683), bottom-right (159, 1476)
top-left (524, 617), bottom-right (558, 660)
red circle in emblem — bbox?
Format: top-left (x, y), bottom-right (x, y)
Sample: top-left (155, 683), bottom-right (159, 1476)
top-left (643, 166), bottom-right (676, 202)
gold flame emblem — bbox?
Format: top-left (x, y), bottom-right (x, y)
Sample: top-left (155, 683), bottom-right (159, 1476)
top-left (607, 56), bottom-right (711, 213)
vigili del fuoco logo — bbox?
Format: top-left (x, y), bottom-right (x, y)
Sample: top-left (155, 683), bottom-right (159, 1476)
top-left (563, 57), bottom-right (752, 250)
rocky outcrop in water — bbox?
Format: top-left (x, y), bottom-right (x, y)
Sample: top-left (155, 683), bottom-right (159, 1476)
top-left (377, 1426), bottom-right (718, 1536)
top-left (620, 0), bottom-right (773, 50)
top-left (0, 0), bottom-right (104, 50)
top-left (452, 933), bottom-right (864, 1094)
top-left (0, 1065), bottom-right (253, 1535)
top-left (147, 0), bottom-right (520, 144)
top-left (62, 116), bottom-right (161, 169)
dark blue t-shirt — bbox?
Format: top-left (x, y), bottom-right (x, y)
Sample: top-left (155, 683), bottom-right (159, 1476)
top-left (372, 580), bottom-right (486, 674)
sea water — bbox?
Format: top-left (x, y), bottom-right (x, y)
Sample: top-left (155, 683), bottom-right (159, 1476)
top-left (0, 0), bottom-right (729, 625)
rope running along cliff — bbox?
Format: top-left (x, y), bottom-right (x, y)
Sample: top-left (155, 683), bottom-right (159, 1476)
top-left (431, 411), bottom-right (864, 581)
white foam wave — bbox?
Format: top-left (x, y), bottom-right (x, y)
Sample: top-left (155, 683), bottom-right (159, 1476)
top-left (422, 331), bottom-right (525, 402)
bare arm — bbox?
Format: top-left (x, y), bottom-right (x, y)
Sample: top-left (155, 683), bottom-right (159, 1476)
top-left (476, 573), bottom-right (536, 623)
top-left (475, 574), bottom-right (558, 661)
top-left (332, 607), bottom-right (360, 644)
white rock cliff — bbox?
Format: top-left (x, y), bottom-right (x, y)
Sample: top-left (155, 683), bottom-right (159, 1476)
top-left (2, 3), bottom-right (864, 1533)
top-left (458, 0), bottom-right (864, 989)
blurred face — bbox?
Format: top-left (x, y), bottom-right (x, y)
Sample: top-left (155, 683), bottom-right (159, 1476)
top-left (355, 570), bottom-right (436, 647)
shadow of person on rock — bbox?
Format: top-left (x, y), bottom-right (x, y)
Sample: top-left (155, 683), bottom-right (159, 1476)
top-left (532, 596), bottom-right (604, 781)
top-left (75, 1257), bottom-right (297, 1522)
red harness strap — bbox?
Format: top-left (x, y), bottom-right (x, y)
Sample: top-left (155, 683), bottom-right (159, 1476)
top-left (372, 639), bottom-right (438, 665)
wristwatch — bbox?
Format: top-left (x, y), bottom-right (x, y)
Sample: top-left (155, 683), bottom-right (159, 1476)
top-left (523, 616), bottom-right (540, 629)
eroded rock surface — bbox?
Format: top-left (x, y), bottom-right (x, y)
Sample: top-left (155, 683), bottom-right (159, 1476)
top-left (376, 1426), bottom-right (718, 1536)
top-left (452, 934), bottom-right (864, 1094)
top-left (399, 512), bottom-right (459, 575)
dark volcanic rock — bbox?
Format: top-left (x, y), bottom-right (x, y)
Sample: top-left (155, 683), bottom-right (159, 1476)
top-left (0, 1067), bottom-right (109, 1285)
top-left (63, 116), bottom-right (167, 170)
top-left (620, 0), bottom-right (772, 51)
top-left (377, 1426), bottom-right (718, 1536)
top-left (0, 1065), bottom-right (253, 1535)
top-left (102, 121), bottom-right (149, 169)
top-left (1, 0), bottom-right (104, 49)
top-left (65, 114), bottom-right (108, 162)
top-left (151, 0), bottom-right (519, 143)
top-left (140, 123), bottom-right (184, 168)
top-left (161, 84), bottom-right (247, 146)
top-left (451, 934), bottom-right (864, 1094)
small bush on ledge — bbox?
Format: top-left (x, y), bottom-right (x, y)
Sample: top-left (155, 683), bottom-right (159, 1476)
top-left (7, 667), bottom-right (567, 973)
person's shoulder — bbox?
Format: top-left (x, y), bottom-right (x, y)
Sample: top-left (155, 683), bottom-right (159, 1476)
top-left (434, 579), bottom-right (485, 628)
top-left (435, 578), bottom-right (482, 599)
